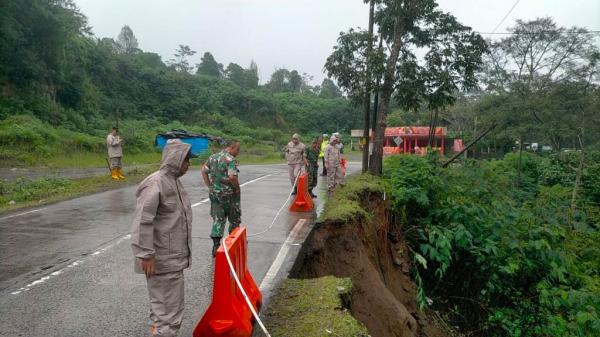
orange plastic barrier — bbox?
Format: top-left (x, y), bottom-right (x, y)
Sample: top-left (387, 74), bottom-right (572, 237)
top-left (289, 172), bottom-right (314, 212)
top-left (193, 227), bottom-right (262, 337)
top-left (341, 158), bottom-right (347, 176)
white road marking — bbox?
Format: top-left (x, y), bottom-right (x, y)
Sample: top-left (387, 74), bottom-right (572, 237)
top-left (192, 174), bottom-right (272, 208)
top-left (8, 174), bottom-right (276, 295)
top-left (191, 198), bottom-right (210, 208)
top-left (259, 218), bottom-right (307, 292)
top-left (240, 174), bottom-right (272, 187)
top-left (0, 208), bottom-right (47, 221)
top-left (10, 234), bottom-right (132, 296)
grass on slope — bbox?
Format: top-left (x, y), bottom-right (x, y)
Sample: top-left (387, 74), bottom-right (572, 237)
top-left (263, 276), bottom-right (369, 337)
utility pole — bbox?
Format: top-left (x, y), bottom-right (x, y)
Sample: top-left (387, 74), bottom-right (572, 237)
top-left (362, 0), bottom-right (375, 172)
top-left (443, 123), bottom-right (498, 167)
top-left (371, 34), bottom-right (383, 144)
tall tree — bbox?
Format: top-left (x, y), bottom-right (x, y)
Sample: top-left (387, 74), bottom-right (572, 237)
top-left (368, 0), bottom-right (486, 174)
top-left (268, 68), bottom-right (290, 92)
top-left (362, 0), bottom-right (376, 172)
top-left (225, 63), bottom-right (246, 86)
top-left (288, 70), bottom-right (303, 92)
top-left (168, 44), bottom-right (196, 73)
top-left (319, 78), bottom-right (343, 98)
top-left (196, 52), bottom-right (223, 78)
top-left (247, 60), bottom-right (259, 88)
top-left (485, 18), bottom-right (598, 94)
top-left (116, 25), bottom-right (139, 54)
top-left (325, 29), bottom-right (384, 104)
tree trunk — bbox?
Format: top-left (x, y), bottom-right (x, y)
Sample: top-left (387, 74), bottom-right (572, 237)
top-left (571, 132), bottom-right (585, 216)
top-left (369, 19), bottom-right (403, 175)
top-left (517, 135), bottom-right (523, 187)
top-left (361, 0), bottom-right (375, 173)
top-left (370, 35), bottom-right (383, 149)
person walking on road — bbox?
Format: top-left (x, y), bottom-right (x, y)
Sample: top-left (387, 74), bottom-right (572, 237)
top-left (319, 133), bottom-right (329, 176)
top-left (285, 133), bottom-right (308, 195)
top-left (305, 138), bottom-right (320, 198)
top-left (325, 135), bottom-right (344, 195)
top-left (106, 126), bottom-right (124, 180)
top-left (333, 132), bottom-right (344, 154)
top-left (201, 141), bottom-right (242, 257)
top-left (131, 139), bottom-right (195, 337)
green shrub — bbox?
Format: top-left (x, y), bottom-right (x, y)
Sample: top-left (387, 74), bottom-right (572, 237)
top-left (384, 153), bottom-right (600, 337)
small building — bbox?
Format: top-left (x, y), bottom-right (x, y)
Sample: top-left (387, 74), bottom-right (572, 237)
top-left (351, 127), bottom-right (447, 155)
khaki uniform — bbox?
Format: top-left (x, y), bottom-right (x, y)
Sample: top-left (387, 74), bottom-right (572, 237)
top-left (285, 141), bottom-right (306, 186)
top-left (131, 140), bottom-right (193, 337)
top-left (325, 144), bottom-right (344, 192)
top-left (106, 133), bottom-right (123, 168)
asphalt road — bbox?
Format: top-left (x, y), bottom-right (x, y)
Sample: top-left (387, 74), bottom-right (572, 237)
top-left (0, 162), bottom-right (357, 337)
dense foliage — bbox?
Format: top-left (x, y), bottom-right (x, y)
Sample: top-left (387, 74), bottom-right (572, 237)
top-left (436, 17), bottom-right (599, 154)
top-left (385, 154), bottom-right (600, 337)
top-left (0, 0), bottom-right (358, 166)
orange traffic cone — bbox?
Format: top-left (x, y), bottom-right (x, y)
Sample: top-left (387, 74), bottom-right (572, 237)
top-left (289, 172), bottom-right (314, 212)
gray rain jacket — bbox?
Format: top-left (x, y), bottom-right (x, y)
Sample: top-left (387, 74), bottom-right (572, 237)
top-left (106, 134), bottom-right (123, 158)
top-left (131, 140), bottom-right (193, 274)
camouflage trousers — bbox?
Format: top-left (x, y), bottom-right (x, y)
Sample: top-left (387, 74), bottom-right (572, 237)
top-left (210, 192), bottom-right (241, 238)
top-left (308, 162), bottom-right (318, 188)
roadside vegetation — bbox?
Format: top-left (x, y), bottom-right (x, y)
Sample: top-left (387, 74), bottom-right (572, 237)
top-left (0, 0), bottom-right (359, 169)
top-left (0, 165), bottom-right (158, 213)
top-left (384, 153), bottom-right (600, 336)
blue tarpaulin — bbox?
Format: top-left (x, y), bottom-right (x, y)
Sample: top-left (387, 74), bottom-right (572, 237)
top-left (155, 130), bottom-right (223, 156)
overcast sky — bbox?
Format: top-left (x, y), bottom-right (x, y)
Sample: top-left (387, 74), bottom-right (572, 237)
top-left (76, 0), bottom-right (600, 84)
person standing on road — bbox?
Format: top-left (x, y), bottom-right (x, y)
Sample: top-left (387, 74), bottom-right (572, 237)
top-left (305, 138), bottom-right (320, 198)
top-left (325, 135), bottom-right (344, 194)
top-left (285, 133), bottom-right (308, 195)
top-left (131, 139), bottom-right (194, 337)
top-left (106, 126), bottom-right (124, 180)
top-left (201, 141), bottom-right (241, 257)
top-left (333, 132), bottom-right (344, 154)
top-left (319, 133), bottom-right (329, 176)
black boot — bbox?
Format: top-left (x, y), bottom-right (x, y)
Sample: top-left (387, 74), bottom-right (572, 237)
top-left (212, 237), bottom-right (221, 258)
top-left (309, 188), bottom-right (317, 198)
top-left (291, 186), bottom-right (297, 195)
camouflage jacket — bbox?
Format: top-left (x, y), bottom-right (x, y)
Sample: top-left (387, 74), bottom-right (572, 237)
top-left (202, 150), bottom-right (239, 196)
top-left (306, 146), bottom-right (320, 166)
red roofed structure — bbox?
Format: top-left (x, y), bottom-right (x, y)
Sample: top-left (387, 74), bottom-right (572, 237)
top-left (382, 126), bottom-right (446, 155)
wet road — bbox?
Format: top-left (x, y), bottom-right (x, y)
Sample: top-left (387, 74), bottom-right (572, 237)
top-left (0, 163), bottom-right (358, 337)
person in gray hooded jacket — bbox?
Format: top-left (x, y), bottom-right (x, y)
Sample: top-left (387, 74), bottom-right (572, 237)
top-left (131, 139), bottom-right (194, 337)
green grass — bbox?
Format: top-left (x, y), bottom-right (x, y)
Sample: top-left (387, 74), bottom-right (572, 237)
top-left (263, 276), bottom-right (369, 337)
top-left (3, 145), bottom-right (283, 169)
top-left (0, 114), bottom-right (287, 168)
top-left (41, 151), bottom-right (163, 169)
top-left (320, 173), bottom-right (386, 223)
top-left (0, 164), bottom-right (158, 214)
top-left (233, 142), bottom-right (285, 165)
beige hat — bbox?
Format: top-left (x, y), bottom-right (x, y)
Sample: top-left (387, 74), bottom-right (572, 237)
top-left (292, 133), bottom-right (300, 139)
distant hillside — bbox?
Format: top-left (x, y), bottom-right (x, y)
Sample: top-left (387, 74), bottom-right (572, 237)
top-left (0, 0), bottom-right (360, 152)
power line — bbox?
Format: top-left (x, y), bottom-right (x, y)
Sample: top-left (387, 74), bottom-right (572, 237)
top-left (490, 0), bottom-right (522, 34)
top-left (477, 30), bottom-right (600, 35)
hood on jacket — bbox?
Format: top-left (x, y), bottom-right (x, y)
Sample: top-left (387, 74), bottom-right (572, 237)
top-left (160, 139), bottom-right (192, 177)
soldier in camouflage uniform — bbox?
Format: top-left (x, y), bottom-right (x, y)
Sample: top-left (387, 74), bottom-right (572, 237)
top-left (305, 138), bottom-right (320, 198)
top-left (201, 141), bottom-right (241, 257)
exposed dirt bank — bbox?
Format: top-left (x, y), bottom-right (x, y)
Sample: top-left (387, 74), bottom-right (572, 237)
top-left (291, 176), bottom-right (447, 337)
